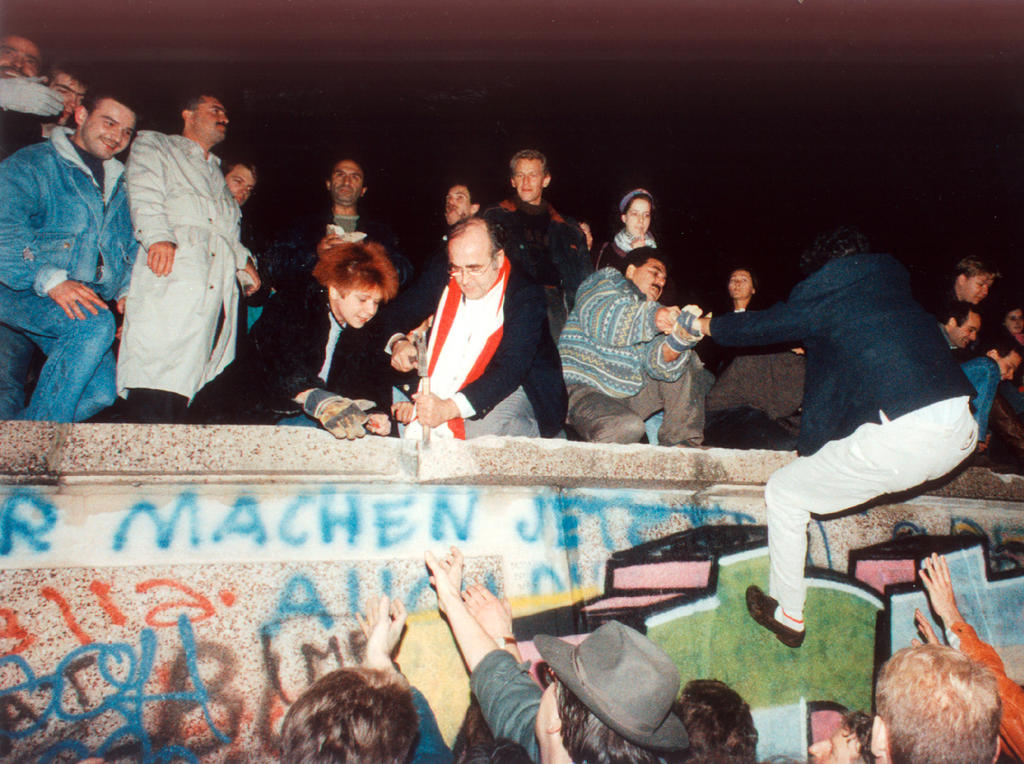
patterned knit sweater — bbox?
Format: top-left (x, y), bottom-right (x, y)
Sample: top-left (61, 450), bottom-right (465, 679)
top-left (558, 268), bottom-right (690, 397)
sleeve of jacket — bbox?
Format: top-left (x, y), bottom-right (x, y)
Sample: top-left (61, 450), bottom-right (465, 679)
top-left (376, 257), bottom-right (449, 341)
top-left (125, 132), bottom-right (176, 250)
top-left (470, 650), bottom-right (542, 762)
top-left (951, 622), bottom-right (1024, 761)
top-left (0, 153), bottom-right (53, 293)
top-left (642, 335), bottom-right (690, 382)
top-left (575, 270), bottom-right (661, 347)
top-left (250, 290), bottom-right (327, 403)
top-left (460, 278), bottom-right (546, 419)
top-left (408, 686), bottom-right (453, 764)
top-left (710, 297), bottom-right (809, 349)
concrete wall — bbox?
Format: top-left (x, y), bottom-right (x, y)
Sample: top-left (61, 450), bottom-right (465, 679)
top-left (1, 422), bottom-right (1023, 763)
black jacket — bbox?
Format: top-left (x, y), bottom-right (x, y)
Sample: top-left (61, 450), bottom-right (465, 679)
top-left (189, 280), bottom-right (395, 424)
top-left (378, 256), bottom-right (568, 437)
top-left (262, 212), bottom-right (413, 291)
top-left (710, 253), bottom-right (974, 455)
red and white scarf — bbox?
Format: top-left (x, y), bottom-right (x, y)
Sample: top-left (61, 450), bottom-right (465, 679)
top-left (405, 258), bottom-right (511, 440)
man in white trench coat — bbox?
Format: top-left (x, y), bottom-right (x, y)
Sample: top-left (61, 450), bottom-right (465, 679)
top-left (117, 93), bottom-right (260, 422)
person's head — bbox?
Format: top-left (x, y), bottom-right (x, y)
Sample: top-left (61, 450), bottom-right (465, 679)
top-left (939, 300), bottom-right (982, 350)
top-left (619, 189), bottom-right (654, 240)
top-left (327, 158), bottom-right (367, 213)
top-left (727, 268), bottom-right (758, 309)
top-left (984, 336), bottom-right (1023, 381)
top-left (533, 621), bottom-right (689, 764)
top-left (799, 226), bottom-right (871, 277)
top-left (952, 258), bottom-right (1000, 304)
top-left (181, 94), bottom-right (228, 152)
top-left (447, 217), bottom-right (506, 300)
top-left (445, 183), bottom-right (480, 226)
top-left (675, 679), bottom-right (757, 763)
top-left (71, 95), bottom-right (136, 161)
top-left (47, 65), bottom-right (88, 125)
top-left (313, 240), bottom-right (399, 328)
top-left (872, 644), bottom-right (1000, 764)
top-left (509, 149), bottom-right (550, 206)
top-left (0, 35), bottom-right (41, 79)
top-left (223, 161), bottom-right (257, 206)
top-left (624, 247), bottom-right (668, 302)
top-left (809, 710), bottom-right (874, 764)
top-left (1002, 303), bottom-right (1023, 336)
top-left (280, 667), bottom-right (418, 764)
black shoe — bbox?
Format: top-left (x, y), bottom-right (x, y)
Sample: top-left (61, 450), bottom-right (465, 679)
top-left (745, 585), bottom-right (805, 648)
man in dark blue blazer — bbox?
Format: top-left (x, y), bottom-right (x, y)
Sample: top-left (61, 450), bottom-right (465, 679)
top-left (379, 216), bottom-right (566, 440)
top-left (695, 227), bottom-right (977, 647)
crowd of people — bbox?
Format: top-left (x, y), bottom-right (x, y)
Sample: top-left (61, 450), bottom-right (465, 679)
top-left (3, 32), bottom-right (1024, 763)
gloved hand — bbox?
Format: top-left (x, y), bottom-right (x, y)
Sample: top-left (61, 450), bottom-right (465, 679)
top-left (0, 77), bottom-right (63, 116)
top-left (666, 309), bottom-right (703, 353)
top-left (302, 388), bottom-right (376, 439)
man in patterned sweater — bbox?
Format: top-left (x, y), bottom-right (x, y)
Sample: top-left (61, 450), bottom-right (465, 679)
top-left (558, 247), bottom-right (712, 445)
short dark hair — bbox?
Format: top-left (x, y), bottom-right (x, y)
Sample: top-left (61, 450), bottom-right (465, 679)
top-left (48, 63), bottom-right (88, 91)
top-left (222, 160), bottom-right (258, 183)
top-left (728, 267), bottom-right (759, 292)
top-left (556, 681), bottom-right (664, 764)
top-left (181, 93), bottom-right (222, 112)
top-left (80, 93), bottom-right (135, 117)
top-left (983, 334), bottom-right (1022, 360)
top-left (509, 149), bottom-right (548, 176)
top-left (840, 710), bottom-right (875, 763)
top-left (675, 679), bottom-right (757, 763)
top-left (280, 667), bottom-right (418, 764)
top-left (624, 246), bottom-right (667, 275)
top-left (313, 240), bottom-right (399, 301)
top-left (954, 256), bottom-right (1000, 281)
top-left (938, 299), bottom-right (978, 327)
top-left (799, 226), bottom-right (871, 276)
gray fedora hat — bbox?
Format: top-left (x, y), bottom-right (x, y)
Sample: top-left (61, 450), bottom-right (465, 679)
top-left (534, 620), bottom-right (689, 752)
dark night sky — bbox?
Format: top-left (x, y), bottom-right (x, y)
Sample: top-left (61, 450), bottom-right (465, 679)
top-left (5, 0), bottom-right (1024, 305)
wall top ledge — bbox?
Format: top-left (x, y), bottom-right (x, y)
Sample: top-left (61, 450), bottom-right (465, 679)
top-left (0, 421), bottom-right (1021, 501)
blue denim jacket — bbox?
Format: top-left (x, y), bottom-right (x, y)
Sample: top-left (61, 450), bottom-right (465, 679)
top-left (0, 127), bottom-right (137, 300)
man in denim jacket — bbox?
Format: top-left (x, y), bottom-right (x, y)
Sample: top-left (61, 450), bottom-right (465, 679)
top-left (0, 93), bottom-right (137, 421)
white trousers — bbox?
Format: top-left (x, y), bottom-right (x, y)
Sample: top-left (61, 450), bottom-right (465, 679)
top-left (765, 396), bottom-right (976, 618)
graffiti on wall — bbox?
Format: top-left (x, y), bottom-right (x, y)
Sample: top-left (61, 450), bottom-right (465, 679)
top-left (1, 484), bottom-right (1022, 762)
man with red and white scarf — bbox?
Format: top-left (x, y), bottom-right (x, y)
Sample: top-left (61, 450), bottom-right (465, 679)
top-left (383, 217), bottom-right (566, 439)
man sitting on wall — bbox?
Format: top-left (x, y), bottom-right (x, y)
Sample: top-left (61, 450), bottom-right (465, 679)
top-left (382, 216), bottom-right (566, 439)
top-left (559, 247), bottom-right (711, 446)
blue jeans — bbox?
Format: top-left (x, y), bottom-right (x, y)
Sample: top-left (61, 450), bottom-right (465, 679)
top-left (961, 357), bottom-right (1000, 442)
top-left (0, 324), bottom-right (34, 418)
top-left (0, 284), bottom-right (116, 422)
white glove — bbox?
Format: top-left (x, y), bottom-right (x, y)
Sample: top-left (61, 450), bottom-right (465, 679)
top-left (0, 77), bottom-right (63, 117)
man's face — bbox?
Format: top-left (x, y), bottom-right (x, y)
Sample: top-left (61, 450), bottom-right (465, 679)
top-left (448, 223), bottom-right (503, 300)
top-left (954, 273), bottom-right (995, 304)
top-left (945, 311), bottom-right (981, 349)
top-left (327, 285), bottom-right (382, 329)
top-left (225, 165), bottom-right (257, 206)
top-left (625, 257), bottom-right (668, 302)
top-left (72, 98), bottom-right (136, 161)
top-left (327, 160), bottom-right (366, 210)
top-left (987, 349), bottom-right (1022, 381)
top-left (808, 724), bottom-right (864, 764)
top-left (183, 96), bottom-right (228, 149)
top-left (444, 185), bottom-right (479, 226)
top-left (0, 36), bottom-right (41, 79)
top-left (50, 72), bottom-right (87, 125)
top-left (510, 158), bottom-right (550, 206)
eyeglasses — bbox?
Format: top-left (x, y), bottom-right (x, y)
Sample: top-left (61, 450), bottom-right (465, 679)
top-left (448, 260), bottom-right (495, 278)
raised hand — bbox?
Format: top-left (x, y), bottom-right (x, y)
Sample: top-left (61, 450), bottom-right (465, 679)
top-left (919, 553), bottom-right (965, 628)
top-left (357, 595), bottom-right (407, 672)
